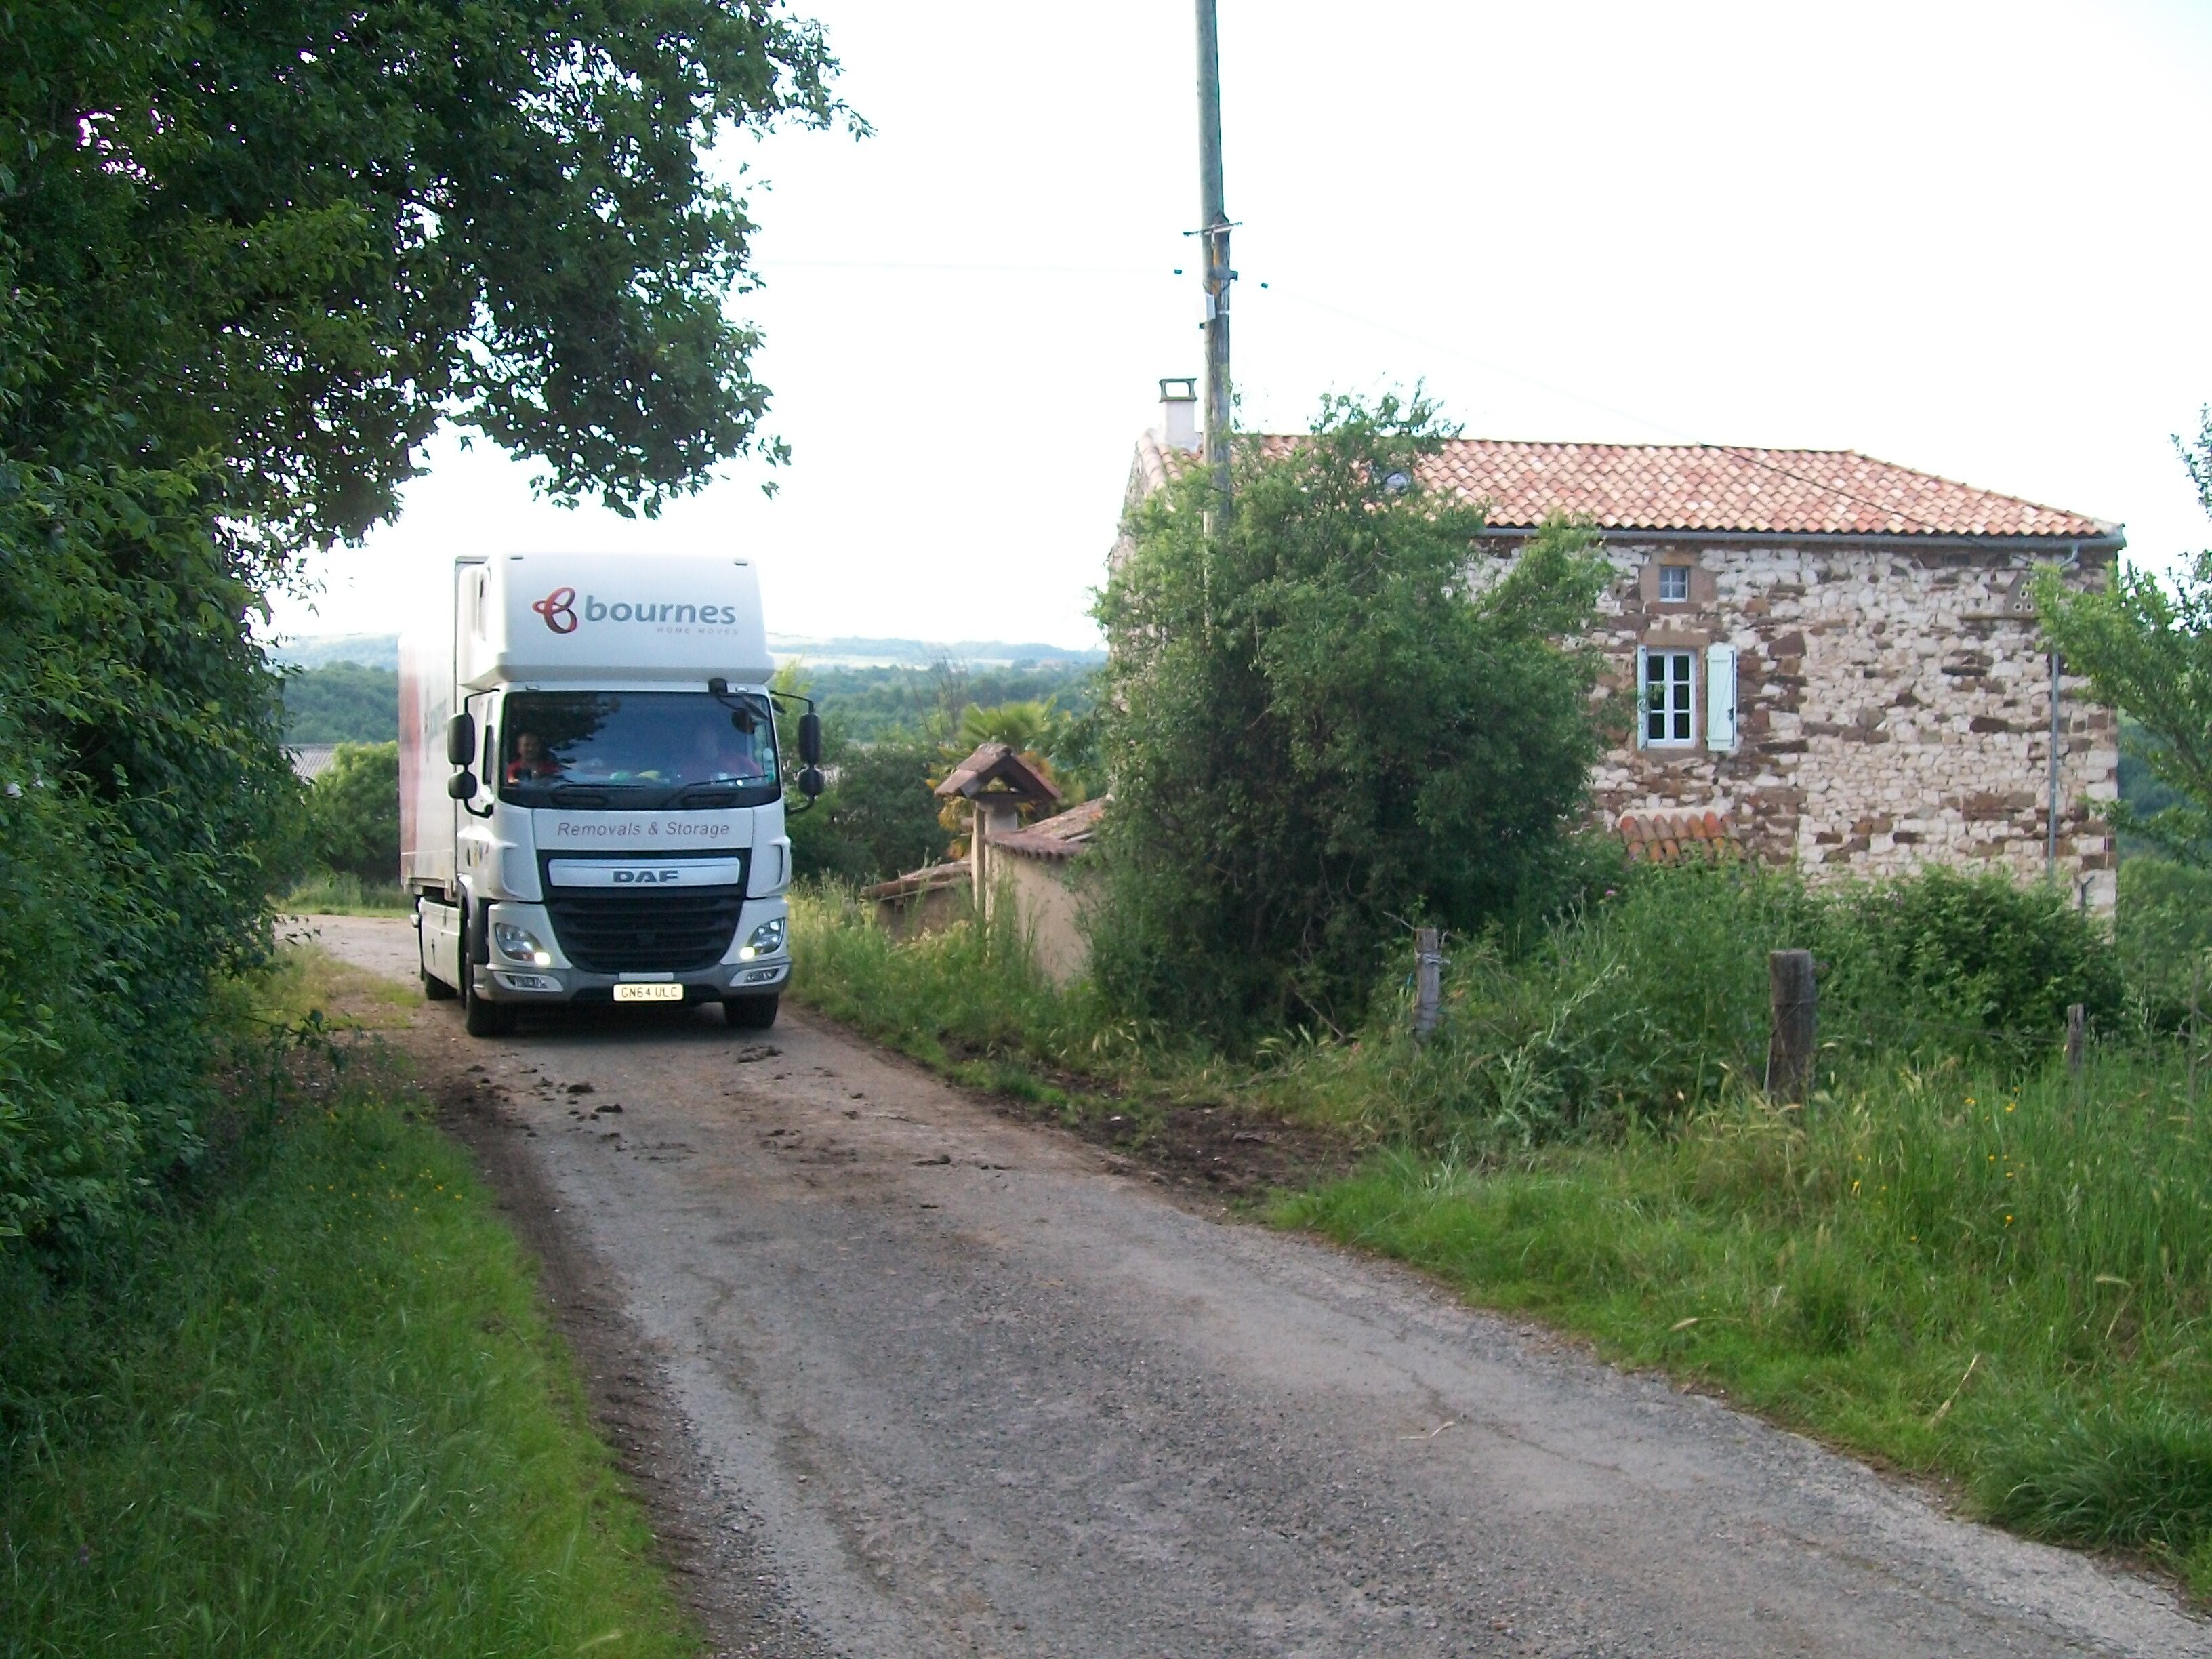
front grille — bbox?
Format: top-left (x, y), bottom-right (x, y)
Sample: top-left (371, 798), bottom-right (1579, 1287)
top-left (546, 886), bottom-right (745, 973)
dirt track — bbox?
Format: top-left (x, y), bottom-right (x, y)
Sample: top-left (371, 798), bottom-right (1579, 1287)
top-left (306, 914), bottom-right (2208, 1658)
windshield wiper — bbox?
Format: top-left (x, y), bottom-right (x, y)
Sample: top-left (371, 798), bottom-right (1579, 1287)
top-left (548, 785), bottom-right (611, 806)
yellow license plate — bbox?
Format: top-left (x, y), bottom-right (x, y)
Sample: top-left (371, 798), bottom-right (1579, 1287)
top-left (613, 983), bottom-right (685, 1003)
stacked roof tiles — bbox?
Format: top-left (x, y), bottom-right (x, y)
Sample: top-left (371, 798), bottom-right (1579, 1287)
top-left (1616, 811), bottom-right (1746, 865)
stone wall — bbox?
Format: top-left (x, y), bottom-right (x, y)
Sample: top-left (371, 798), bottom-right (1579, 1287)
top-left (1482, 537), bottom-right (2118, 909)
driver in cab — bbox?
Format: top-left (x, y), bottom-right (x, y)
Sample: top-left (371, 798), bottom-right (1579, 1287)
top-left (506, 731), bottom-right (564, 783)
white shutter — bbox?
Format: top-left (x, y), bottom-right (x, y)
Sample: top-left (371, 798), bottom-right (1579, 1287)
top-left (1706, 644), bottom-right (1738, 751)
top-left (1634, 646), bottom-right (1649, 749)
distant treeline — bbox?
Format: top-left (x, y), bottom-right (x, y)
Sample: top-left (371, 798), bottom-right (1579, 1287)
top-left (283, 661), bottom-right (398, 744)
top-left (802, 660), bottom-right (1100, 744)
top-left (279, 657), bottom-right (1104, 748)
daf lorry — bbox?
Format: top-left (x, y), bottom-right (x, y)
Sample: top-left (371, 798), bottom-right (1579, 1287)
top-left (399, 552), bottom-right (820, 1037)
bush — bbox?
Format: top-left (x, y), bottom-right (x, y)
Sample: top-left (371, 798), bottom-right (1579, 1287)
top-left (789, 735), bottom-right (948, 885)
top-left (306, 742), bottom-right (400, 883)
top-left (1818, 865), bottom-right (2123, 1049)
top-left (2116, 855), bottom-right (2212, 1025)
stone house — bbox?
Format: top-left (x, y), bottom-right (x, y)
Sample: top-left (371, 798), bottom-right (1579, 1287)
top-left (1121, 388), bottom-right (2124, 909)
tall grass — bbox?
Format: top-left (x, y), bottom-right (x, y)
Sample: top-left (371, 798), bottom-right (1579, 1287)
top-left (284, 865), bottom-right (409, 916)
top-left (790, 885), bottom-right (1162, 1097)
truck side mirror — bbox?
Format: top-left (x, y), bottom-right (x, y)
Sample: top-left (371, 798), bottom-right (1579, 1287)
top-left (798, 766), bottom-right (825, 800)
top-left (446, 770), bottom-right (478, 800)
top-left (445, 712), bottom-right (476, 766)
top-left (798, 711), bottom-right (823, 767)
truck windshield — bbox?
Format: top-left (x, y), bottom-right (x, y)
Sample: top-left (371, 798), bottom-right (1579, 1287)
top-left (497, 691), bottom-right (779, 808)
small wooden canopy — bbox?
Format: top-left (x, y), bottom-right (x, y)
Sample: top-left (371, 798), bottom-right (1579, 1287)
top-left (933, 741), bottom-right (1060, 807)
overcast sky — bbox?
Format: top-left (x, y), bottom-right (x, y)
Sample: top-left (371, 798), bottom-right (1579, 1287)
top-left (268, 0), bottom-right (2212, 652)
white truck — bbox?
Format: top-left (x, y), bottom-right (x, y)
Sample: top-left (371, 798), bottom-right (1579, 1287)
top-left (398, 552), bottom-right (821, 1037)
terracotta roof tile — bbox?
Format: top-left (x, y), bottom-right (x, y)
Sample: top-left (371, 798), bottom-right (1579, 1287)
top-left (1616, 810), bottom-right (1748, 865)
top-left (1149, 434), bottom-right (2116, 541)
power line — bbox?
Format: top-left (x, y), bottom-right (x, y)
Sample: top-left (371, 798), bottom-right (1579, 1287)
top-left (755, 256), bottom-right (1982, 539)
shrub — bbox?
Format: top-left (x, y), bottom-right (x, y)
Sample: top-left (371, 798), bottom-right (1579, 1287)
top-left (1818, 865), bottom-right (2123, 1050)
top-left (306, 742), bottom-right (400, 882)
top-left (790, 735), bottom-right (948, 885)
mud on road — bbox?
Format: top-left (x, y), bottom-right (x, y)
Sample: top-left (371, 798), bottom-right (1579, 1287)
top-left (304, 914), bottom-right (2208, 1658)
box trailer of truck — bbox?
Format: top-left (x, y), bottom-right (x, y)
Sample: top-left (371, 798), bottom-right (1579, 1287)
top-left (399, 552), bottom-right (820, 1036)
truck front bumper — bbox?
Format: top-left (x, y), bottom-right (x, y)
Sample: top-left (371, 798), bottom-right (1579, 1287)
top-left (473, 897), bottom-right (789, 1004)
top-left (476, 956), bottom-right (789, 1004)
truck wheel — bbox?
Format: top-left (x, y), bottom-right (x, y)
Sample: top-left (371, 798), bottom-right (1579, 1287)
top-left (723, 994), bottom-right (778, 1031)
top-left (457, 915), bottom-right (515, 1036)
top-left (464, 975), bottom-right (516, 1037)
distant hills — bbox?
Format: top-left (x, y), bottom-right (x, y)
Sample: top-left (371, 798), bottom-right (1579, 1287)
top-left (273, 632), bottom-right (1105, 745)
top-left (276, 632), bottom-right (401, 671)
top-left (270, 633), bottom-right (1103, 672)
top-left (768, 635), bottom-right (1104, 668)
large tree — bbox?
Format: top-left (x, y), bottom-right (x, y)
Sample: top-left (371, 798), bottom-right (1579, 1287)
top-left (1091, 394), bottom-right (1610, 1041)
top-left (2036, 413), bottom-right (2212, 865)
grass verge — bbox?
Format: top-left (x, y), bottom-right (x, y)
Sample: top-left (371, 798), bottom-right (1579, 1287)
top-left (285, 866), bottom-right (410, 916)
top-left (1277, 1051), bottom-right (2212, 1595)
top-left (0, 966), bottom-right (699, 1656)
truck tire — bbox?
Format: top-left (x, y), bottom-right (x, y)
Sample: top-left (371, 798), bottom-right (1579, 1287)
top-left (458, 914), bottom-right (516, 1036)
top-left (463, 975), bottom-right (516, 1037)
top-left (723, 994), bottom-right (778, 1031)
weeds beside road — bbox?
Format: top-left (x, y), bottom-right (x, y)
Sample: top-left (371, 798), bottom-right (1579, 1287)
top-left (790, 864), bottom-right (2212, 1597)
top-left (0, 954), bottom-right (697, 1657)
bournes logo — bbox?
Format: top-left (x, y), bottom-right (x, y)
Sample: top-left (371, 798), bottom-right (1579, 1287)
top-left (612, 868), bottom-right (684, 884)
top-left (532, 588), bottom-right (741, 634)
top-left (532, 587), bottom-right (579, 634)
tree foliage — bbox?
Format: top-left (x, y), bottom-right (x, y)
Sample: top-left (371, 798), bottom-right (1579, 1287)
top-left (283, 663), bottom-right (400, 745)
top-left (2036, 414), bottom-right (2212, 864)
top-left (0, 1), bottom-right (848, 1246)
top-left (1090, 394), bottom-right (1611, 1041)
top-left (306, 743), bottom-right (402, 882)
top-left (790, 735), bottom-right (951, 886)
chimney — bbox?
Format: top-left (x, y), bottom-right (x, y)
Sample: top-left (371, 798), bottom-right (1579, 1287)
top-left (1158, 376), bottom-right (1199, 453)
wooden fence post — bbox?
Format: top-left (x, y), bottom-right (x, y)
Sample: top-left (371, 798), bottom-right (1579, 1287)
top-left (1414, 928), bottom-right (1442, 1044)
top-left (2066, 1002), bottom-right (2085, 1076)
top-left (1766, 949), bottom-right (1816, 1103)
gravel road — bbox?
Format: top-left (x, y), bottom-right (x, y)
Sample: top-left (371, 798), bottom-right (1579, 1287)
top-left (306, 914), bottom-right (2207, 1658)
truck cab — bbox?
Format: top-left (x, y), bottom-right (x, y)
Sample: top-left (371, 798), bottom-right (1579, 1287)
top-left (400, 553), bottom-right (817, 1036)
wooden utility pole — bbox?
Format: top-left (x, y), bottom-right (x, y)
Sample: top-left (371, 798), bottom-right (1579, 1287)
top-left (1766, 950), bottom-right (1817, 1103)
top-left (1194, 0), bottom-right (1233, 521)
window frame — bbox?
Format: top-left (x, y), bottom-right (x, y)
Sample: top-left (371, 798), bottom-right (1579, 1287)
top-left (1640, 647), bottom-right (1697, 748)
top-left (1657, 564), bottom-right (1692, 602)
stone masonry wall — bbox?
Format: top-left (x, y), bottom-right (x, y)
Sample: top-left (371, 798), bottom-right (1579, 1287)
top-left (1479, 537), bottom-right (2118, 909)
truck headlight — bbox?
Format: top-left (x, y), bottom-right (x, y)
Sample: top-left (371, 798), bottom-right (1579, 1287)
top-left (492, 922), bottom-right (553, 966)
top-left (737, 916), bottom-right (786, 960)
